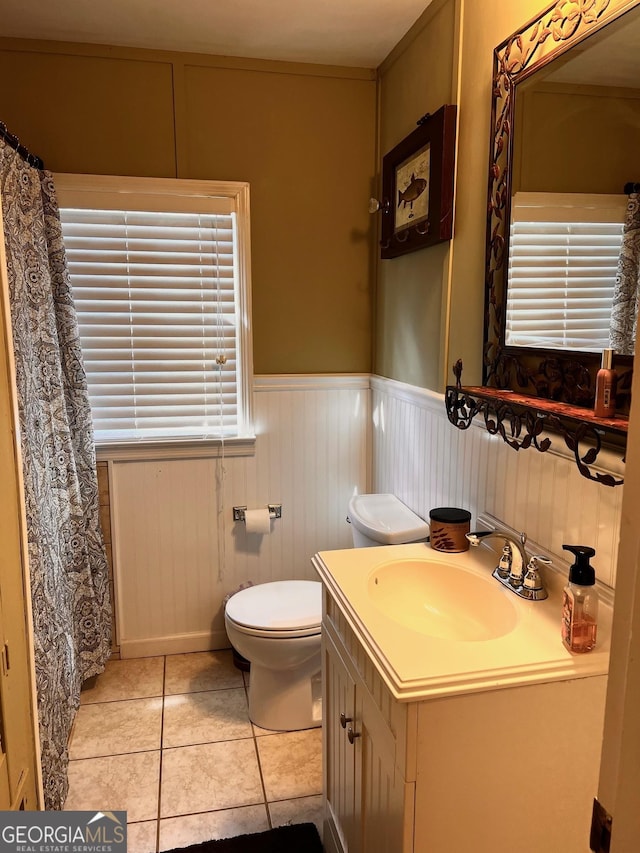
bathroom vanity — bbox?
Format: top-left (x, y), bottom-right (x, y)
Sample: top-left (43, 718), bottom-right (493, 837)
top-left (313, 543), bottom-right (610, 853)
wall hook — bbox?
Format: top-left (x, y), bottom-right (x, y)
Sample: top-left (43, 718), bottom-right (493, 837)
top-left (369, 197), bottom-right (390, 215)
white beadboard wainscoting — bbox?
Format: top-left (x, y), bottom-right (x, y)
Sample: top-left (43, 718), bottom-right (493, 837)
top-left (108, 372), bottom-right (623, 657)
top-left (371, 376), bottom-right (623, 589)
top-left (110, 375), bottom-right (370, 657)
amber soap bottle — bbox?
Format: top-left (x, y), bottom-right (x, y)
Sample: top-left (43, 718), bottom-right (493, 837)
top-left (594, 348), bottom-right (617, 418)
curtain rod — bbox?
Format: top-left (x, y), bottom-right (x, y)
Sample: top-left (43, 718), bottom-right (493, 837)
top-left (0, 121), bottom-right (44, 170)
top-left (624, 182), bottom-right (640, 194)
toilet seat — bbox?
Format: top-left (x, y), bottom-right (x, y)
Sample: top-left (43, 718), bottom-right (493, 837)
top-left (225, 580), bottom-right (322, 639)
top-left (225, 618), bottom-right (321, 640)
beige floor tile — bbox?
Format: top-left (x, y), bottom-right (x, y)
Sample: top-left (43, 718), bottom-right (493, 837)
top-left (70, 698), bottom-right (163, 758)
top-left (268, 794), bottom-right (323, 838)
top-left (81, 657), bottom-right (164, 704)
top-left (65, 751), bottom-right (160, 822)
top-left (164, 651), bottom-right (243, 695)
top-left (158, 805), bottom-right (269, 849)
top-left (257, 729), bottom-right (322, 801)
top-left (162, 688), bottom-right (251, 748)
top-left (252, 722), bottom-right (281, 737)
top-left (127, 821), bottom-right (158, 853)
top-left (160, 740), bottom-right (263, 818)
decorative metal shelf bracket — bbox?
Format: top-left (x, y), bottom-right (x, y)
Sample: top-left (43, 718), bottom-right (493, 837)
top-left (445, 363), bottom-right (626, 487)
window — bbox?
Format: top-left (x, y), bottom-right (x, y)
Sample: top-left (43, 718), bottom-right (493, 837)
top-left (55, 175), bottom-right (253, 447)
top-left (506, 192), bottom-right (626, 351)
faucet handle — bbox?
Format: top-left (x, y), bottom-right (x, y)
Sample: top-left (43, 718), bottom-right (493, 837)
top-left (526, 554), bottom-right (552, 571)
top-left (496, 543), bottom-right (512, 579)
top-left (522, 555), bottom-right (551, 599)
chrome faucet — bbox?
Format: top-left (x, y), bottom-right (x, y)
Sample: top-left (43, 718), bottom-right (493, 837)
top-left (465, 528), bottom-right (549, 600)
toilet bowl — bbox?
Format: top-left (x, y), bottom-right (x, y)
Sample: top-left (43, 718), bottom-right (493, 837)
top-left (224, 579), bottom-right (322, 731)
top-left (225, 496), bottom-right (424, 731)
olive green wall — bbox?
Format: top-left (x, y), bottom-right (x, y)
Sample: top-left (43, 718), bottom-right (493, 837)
top-left (375, 0), bottom-right (570, 391)
top-left (375, 0), bottom-right (459, 391)
top-left (5, 2), bottom-right (630, 389)
top-left (0, 40), bottom-right (377, 375)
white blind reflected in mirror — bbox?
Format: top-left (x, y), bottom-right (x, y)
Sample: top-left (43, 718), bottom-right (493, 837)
top-left (506, 192), bottom-right (626, 351)
top-left (60, 207), bottom-right (240, 442)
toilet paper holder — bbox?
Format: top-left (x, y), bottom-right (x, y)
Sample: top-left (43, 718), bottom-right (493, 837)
top-left (233, 504), bottom-right (282, 522)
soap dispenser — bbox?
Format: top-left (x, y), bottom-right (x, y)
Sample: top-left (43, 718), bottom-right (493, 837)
top-left (561, 545), bottom-right (598, 653)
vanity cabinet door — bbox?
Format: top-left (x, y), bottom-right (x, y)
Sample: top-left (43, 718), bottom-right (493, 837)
top-left (357, 686), bottom-right (414, 853)
top-left (323, 632), bottom-right (358, 853)
top-left (323, 628), bottom-right (413, 853)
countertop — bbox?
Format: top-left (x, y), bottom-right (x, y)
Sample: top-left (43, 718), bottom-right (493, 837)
top-left (313, 542), bottom-right (611, 702)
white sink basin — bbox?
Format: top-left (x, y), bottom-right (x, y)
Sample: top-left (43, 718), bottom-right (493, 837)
top-left (367, 558), bottom-right (519, 642)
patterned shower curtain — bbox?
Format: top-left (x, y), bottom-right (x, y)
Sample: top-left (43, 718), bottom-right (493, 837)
top-left (610, 192), bottom-right (640, 356)
top-left (0, 139), bottom-right (111, 810)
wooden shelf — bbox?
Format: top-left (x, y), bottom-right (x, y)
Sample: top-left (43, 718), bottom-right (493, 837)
top-left (445, 384), bottom-right (626, 487)
top-left (460, 386), bottom-right (628, 434)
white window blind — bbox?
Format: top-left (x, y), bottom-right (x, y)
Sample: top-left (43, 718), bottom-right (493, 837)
top-left (56, 175), bottom-right (253, 444)
top-left (506, 192), bottom-right (626, 351)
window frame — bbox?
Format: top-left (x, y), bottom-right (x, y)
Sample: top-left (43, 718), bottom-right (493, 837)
top-left (54, 174), bottom-right (255, 460)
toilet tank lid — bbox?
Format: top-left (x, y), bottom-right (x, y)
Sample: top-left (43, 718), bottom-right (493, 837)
top-left (348, 493), bottom-right (429, 545)
top-left (225, 580), bottom-right (322, 631)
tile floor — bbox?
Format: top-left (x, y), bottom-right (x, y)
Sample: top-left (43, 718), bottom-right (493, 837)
top-left (65, 651), bottom-right (323, 852)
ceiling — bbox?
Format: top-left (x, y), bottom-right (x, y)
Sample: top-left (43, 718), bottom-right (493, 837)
top-left (1, 0), bottom-right (433, 68)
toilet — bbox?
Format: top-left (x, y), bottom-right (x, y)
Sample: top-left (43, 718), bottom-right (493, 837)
top-left (224, 494), bottom-right (428, 732)
top-left (348, 492), bottom-right (430, 546)
top-left (225, 580), bottom-right (323, 731)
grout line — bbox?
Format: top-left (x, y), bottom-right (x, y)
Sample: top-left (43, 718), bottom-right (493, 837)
top-left (247, 693), bottom-right (271, 829)
top-left (142, 802), bottom-right (266, 823)
top-left (163, 684), bottom-right (247, 699)
top-left (69, 746), bottom-right (161, 762)
top-left (161, 734), bottom-right (256, 752)
top-left (155, 655), bottom-right (167, 853)
top-left (80, 694), bottom-right (164, 705)
top-left (268, 793), bottom-right (324, 806)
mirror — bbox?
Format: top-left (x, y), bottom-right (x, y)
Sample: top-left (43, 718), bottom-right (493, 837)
top-left (484, 0), bottom-right (640, 407)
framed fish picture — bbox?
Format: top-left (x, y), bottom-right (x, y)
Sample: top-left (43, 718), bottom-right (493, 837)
top-left (379, 104), bottom-right (457, 259)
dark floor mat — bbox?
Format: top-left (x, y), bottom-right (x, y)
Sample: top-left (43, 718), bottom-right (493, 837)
top-left (160, 822), bottom-right (323, 853)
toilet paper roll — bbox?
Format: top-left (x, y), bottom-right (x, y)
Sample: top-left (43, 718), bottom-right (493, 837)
top-left (244, 508), bottom-right (271, 534)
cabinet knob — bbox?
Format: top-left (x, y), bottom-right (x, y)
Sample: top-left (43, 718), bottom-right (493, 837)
top-left (340, 712), bottom-right (352, 729)
top-left (347, 726), bottom-right (361, 744)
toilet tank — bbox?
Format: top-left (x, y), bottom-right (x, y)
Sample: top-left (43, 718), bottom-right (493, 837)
top-left (347, 493), bottom-right (429, 547)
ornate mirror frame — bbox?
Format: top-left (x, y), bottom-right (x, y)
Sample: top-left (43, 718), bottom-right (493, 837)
top-left (484, 0), bottom-right (639, 409)
top-left (446, 0), bottom-right (639, 486)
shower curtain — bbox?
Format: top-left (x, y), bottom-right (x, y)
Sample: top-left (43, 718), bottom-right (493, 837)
top-left (610, 192), bottom-right (640, 356)
top-left (0, 138), bottom-right (111, 810)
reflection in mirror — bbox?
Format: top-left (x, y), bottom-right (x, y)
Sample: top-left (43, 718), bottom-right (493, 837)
top-left (506, 192), bottom-right (626, 351)
top-left (505, 7), bottom-right (640, 355)
top-left (610, 189), bottom-right (640, 355)
top-left (484, 0), bottom-right (640, 408)
top-left (444, 3), bottom-right (638, 485)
